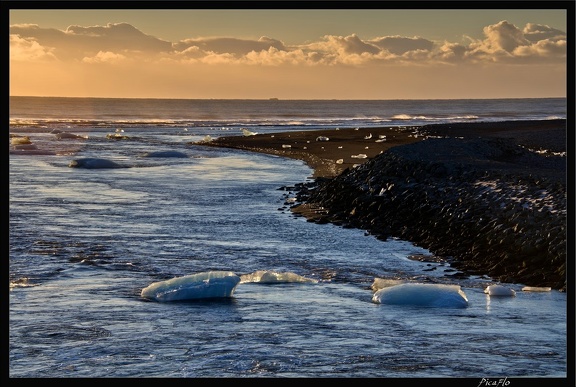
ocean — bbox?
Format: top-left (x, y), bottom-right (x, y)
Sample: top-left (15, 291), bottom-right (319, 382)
top-left (9, 97), bottom-right (567, 378)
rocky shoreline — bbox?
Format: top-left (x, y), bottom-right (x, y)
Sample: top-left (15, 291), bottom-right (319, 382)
top-left (199, 119), bottom-right (568, 291)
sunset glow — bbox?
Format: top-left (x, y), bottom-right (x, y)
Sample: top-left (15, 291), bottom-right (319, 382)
top-left (8, 8), bottom-right (568, 99)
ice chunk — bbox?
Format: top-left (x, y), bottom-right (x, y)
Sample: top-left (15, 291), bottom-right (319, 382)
top-left (521, 286), bottom-right (552, 292)
top-left (240, 270), bottom-right (318, 284)
top-left (484, 285), bottom-right (516, 297)
top-left (372, 283), bottom-right (468, 308)
top-left (141, 271), bottom-right (241, 302)
top-left (370, 278), bottom-right (405, 291)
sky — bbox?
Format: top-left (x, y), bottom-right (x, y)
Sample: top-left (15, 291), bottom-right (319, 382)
top-left (8, 7), bottom-right (569, 99)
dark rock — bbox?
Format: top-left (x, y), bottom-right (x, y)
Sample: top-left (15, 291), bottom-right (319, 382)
top-left (297, 136), bottom-right (567, 291)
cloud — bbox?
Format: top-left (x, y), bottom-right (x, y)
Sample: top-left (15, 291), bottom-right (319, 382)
top-left (483, 20), bottom-right (531, 52)
top-left (302, 34), bottom-right (382, 64)
top-left (435, 42), bottom-right (468, 62)
top-left (327, 34), bottom-right (381, 55)
top-left (522, 23), bottom-right (566, 42)
top-left (65, 22), bottom-right (172, 52)
top-left (82, 50), bottom-right (128, 64)
top-left (10, 33), bottom-right (57, 61)
top-left (243, 47), bottom-right (313, 66)
top-left (10, 22), bottom-right (171, 61)
top-left (463, 20), bottom-right (566, 63)
top-left (10, 20), bottom-right (566, 67)
top-left (369, 36), bottom-right (434, 55)
top-left (173, 36), bottom-right (286, 56)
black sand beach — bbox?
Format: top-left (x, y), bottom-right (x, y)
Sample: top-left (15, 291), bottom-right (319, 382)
top-left (199, 119), bottom-right (568, 290)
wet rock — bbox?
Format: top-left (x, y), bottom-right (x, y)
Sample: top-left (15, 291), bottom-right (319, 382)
top-left (296, 137), bottom-right (566, 291)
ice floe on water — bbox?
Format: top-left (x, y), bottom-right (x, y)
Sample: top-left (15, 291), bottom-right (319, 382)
top-left (371, 281), bottom-right (469, 308)
top-left (484, 284), bottom-right (516, 297)
top-left (240, 270), bottom-right (318, 284)
top-left (141, 270), bottom-right (469, 308)
top-left (141, 271), bottom-right (241, 302)
top-left (141, 270), bottom-right (318, 302)
top-left (521, 286), bottom-right (552, 292)
top-left (242, 128), bottom-right (258, 136)
top-left (140, 270), bottom-right (541, 308)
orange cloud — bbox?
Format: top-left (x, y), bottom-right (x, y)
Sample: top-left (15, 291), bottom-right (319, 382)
top-left (9, 19), bottom-right (566, 99)
top-left (10, 34), bottom-right (57, 61)
top-left (10, 20), bottom-right (566, 67)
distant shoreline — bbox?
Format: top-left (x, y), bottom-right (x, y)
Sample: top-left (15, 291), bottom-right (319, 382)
top-left (199, 119), bottom-right (566, 179)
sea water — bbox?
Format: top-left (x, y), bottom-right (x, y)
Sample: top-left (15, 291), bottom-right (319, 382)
top-left (9, 97), bottom-right (567, 378)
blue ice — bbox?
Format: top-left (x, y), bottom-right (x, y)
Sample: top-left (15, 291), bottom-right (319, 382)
top-left (372, 282), bottom-right (469, 308)
top-left (141, 271), bottom-right (241, 302)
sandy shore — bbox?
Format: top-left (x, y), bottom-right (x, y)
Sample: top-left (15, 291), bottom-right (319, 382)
top-left (198, 119), bottom-right (566, 179)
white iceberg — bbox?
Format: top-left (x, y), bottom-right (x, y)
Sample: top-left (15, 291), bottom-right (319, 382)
top-left (240, 270), bottom-right (318, 284)
top-left (141, 271), bottom-right (241, 302)
top-left (372, 283), bottom-right (469, 308)
top-left (370, 278), bottom-right (406, 291)
top-left (521, 286), bottom-right (552, 292)
top-left (484, 285), bottom-right (516, 297)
